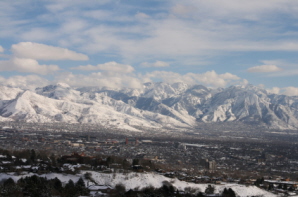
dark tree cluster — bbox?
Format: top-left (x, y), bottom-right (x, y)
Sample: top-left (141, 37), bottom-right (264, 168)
top-left (0, 176), bottom-right (89, 197)
top-left (111, 183), bottom-right (237, 197)
top-left (254, 177), bottom-right (264, 187)
top-left (222, 188), bottom-right (236, 197)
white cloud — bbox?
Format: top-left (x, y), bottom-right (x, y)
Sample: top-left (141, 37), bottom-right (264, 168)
top-left (75, 0), bottom-right (298, 63)
top-left (143, 70), bottom-right (241, 88)
top-left (21, 28), bottom-right (58, 42)
top-left (0, 75), bottom-right (49, 90)
top-left (5, 0), bottom-right (298, 65)
top-left (247, 65), bottom-right (282, 73)
top-left (269, 69), bottom-right (298, 77)
top-left (54, 70), bottom-right (242, 90)
top-left (55, 72), bottom-right (143, 89)
top-left (72, 62), bottom-right (134, 73)
top-left (171, 4), bottom-right (196, 17)
top-left (11, 42), bottom-right (88, 61)
top-left (172, 0), bottom-right (298, 21)
top-left (258, 60), bottom-right (298, 77)
top-left (267, 86), bottom-right (298, 96)
top-left (282, 87), bottom-right (298, 96)
top-left (0, 57), bottom-right (60, 75)
top-left (135, 12), bottom-right (150, 20)
top-left (0, 1), bottom-right (297, 91)
top-left (141, 61), bottom-right (170, 68)
top-left (0, 42), bottom-right (90, 75)
top-left (0, 46), bottom-right (4, 53)
top-left (268, 87), bottom-right (281, 94)
top-left (45, 0), bottom-right (111, 13)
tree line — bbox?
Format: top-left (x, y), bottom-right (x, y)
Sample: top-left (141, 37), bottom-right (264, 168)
top-left (0, 175), bottom-right (89, 197)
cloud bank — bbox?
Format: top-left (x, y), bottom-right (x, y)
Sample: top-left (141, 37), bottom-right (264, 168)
top-left (0, 42), bottom-right (89, 75)
top-left (72, 62), bottom-right (134, 73)
top-left (141, 61), bottom-right (170, 68)
top-left (268, 86), bottom-right (298, 96)
top-left (247, 65), bottom-right (282, 73)
top-left (0, 75), bottom-right (49, 90)
top-left (0, 58), bottom-right (60, 75)
top-left (11, 42), bottom-right (88, 61)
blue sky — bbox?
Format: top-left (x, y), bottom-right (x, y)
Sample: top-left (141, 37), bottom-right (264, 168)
top-left (0, 0), bottom-right (298, 95)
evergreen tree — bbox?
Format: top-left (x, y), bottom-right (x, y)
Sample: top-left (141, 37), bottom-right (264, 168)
top-left (222, 188), bottom-right (236, 197)
top-left (75, 177), bottom-right (89, 196)
top-left (1, 178), bottom-right (22, 197)
top-left (3, 178), bottom-right (15, 187)
top-left (205, 185), bottom-right (215, 194)
top-left (197, 192), bottom-right (205, 197)
top-left (106, 156), bottom-right (114, 166)
top-left (21, 175), bottom-right (51, 197)
top-left (222, 188), bottom-right (229, 197)
top-left (111, 183), bottom-right (126, 197)
top-left (268, 183), bottom-right (274, 190)
top-left (228, 188), bottom-right (236, 197)
top-left (49, 177), bottom-right (63, 196)
top-left (50, 153), bottom-right (57, 166)
top-left (63, 179), bottom-right (76, 197)
top-left (30, 149), bottom-right (36, 162)
top-left (132, 158), bottom-right (139, 166)
top-left (283, 184), bottom-right (288, 190)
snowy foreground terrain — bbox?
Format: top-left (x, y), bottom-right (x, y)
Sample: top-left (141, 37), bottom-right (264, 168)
top-left (0, 171), bottom-right (277, 197)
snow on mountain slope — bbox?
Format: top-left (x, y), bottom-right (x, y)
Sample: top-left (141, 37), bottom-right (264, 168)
top-left (0, 87), bottom-right (189, 131)
top-left (35, 83), bottom-right (82, 102)
top-left (0, 82), bottom-right (297, 130)
top-left (35, 84), bottom-right (192, 128)
top-left (0, 86), bottom-right (24, 110)
top-left (196, 85), bottom-right (298, 129)
top-left (0, 86), bottom-right (24, 100)
top-left (134, 102), bottom-right (196, 126)
top-left (142, 82), bottom-right (190, 101)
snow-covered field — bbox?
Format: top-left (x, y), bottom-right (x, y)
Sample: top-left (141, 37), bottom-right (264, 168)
top-left (0, 171), bottom-right (277, 197)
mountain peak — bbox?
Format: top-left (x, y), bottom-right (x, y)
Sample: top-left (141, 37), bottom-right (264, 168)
top-left (0, 83), bottom-right (297, 130)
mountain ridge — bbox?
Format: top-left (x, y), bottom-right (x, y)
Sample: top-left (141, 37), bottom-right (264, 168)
top-left (0, 82), bottom-right (297, 131)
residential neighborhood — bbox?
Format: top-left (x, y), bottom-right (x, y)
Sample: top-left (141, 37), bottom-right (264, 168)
top-left (0, 124), bottom-right (298, 196)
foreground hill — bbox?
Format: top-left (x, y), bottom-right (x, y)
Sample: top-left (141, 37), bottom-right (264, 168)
top-left (0, 171), bottom-right (277, 197)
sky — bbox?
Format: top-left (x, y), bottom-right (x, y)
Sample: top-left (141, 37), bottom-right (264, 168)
top-left (0, 0), bottom-right (298, 96)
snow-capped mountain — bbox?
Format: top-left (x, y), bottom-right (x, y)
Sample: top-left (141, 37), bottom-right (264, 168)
top-left (0, 82), bottom-right (297, 130)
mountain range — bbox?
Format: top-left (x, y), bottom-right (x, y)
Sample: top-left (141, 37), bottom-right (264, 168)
top-left (0, 82), bottom-right (297, 131)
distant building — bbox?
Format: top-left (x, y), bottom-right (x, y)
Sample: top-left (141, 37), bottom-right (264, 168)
top-left (178, 143), bottom-right (187, 151)
top-left (125, 137), bottom-right (138, 145)
top-left (200, 158), bottom-right (216, 172)
top-left (141, 140), bottom-right (153, 144)
top-left (208, 160), bottom-right (216, 172)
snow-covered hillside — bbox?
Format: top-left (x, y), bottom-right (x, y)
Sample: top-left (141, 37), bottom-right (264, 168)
top-left (85, 171), bottom-right (277, 197)
top-left (0, 84), bottom-right (190, 131)
top-left (0, 172), bottom-right (277, 197)
top-left (0, 82), bottom-right (297, 130)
